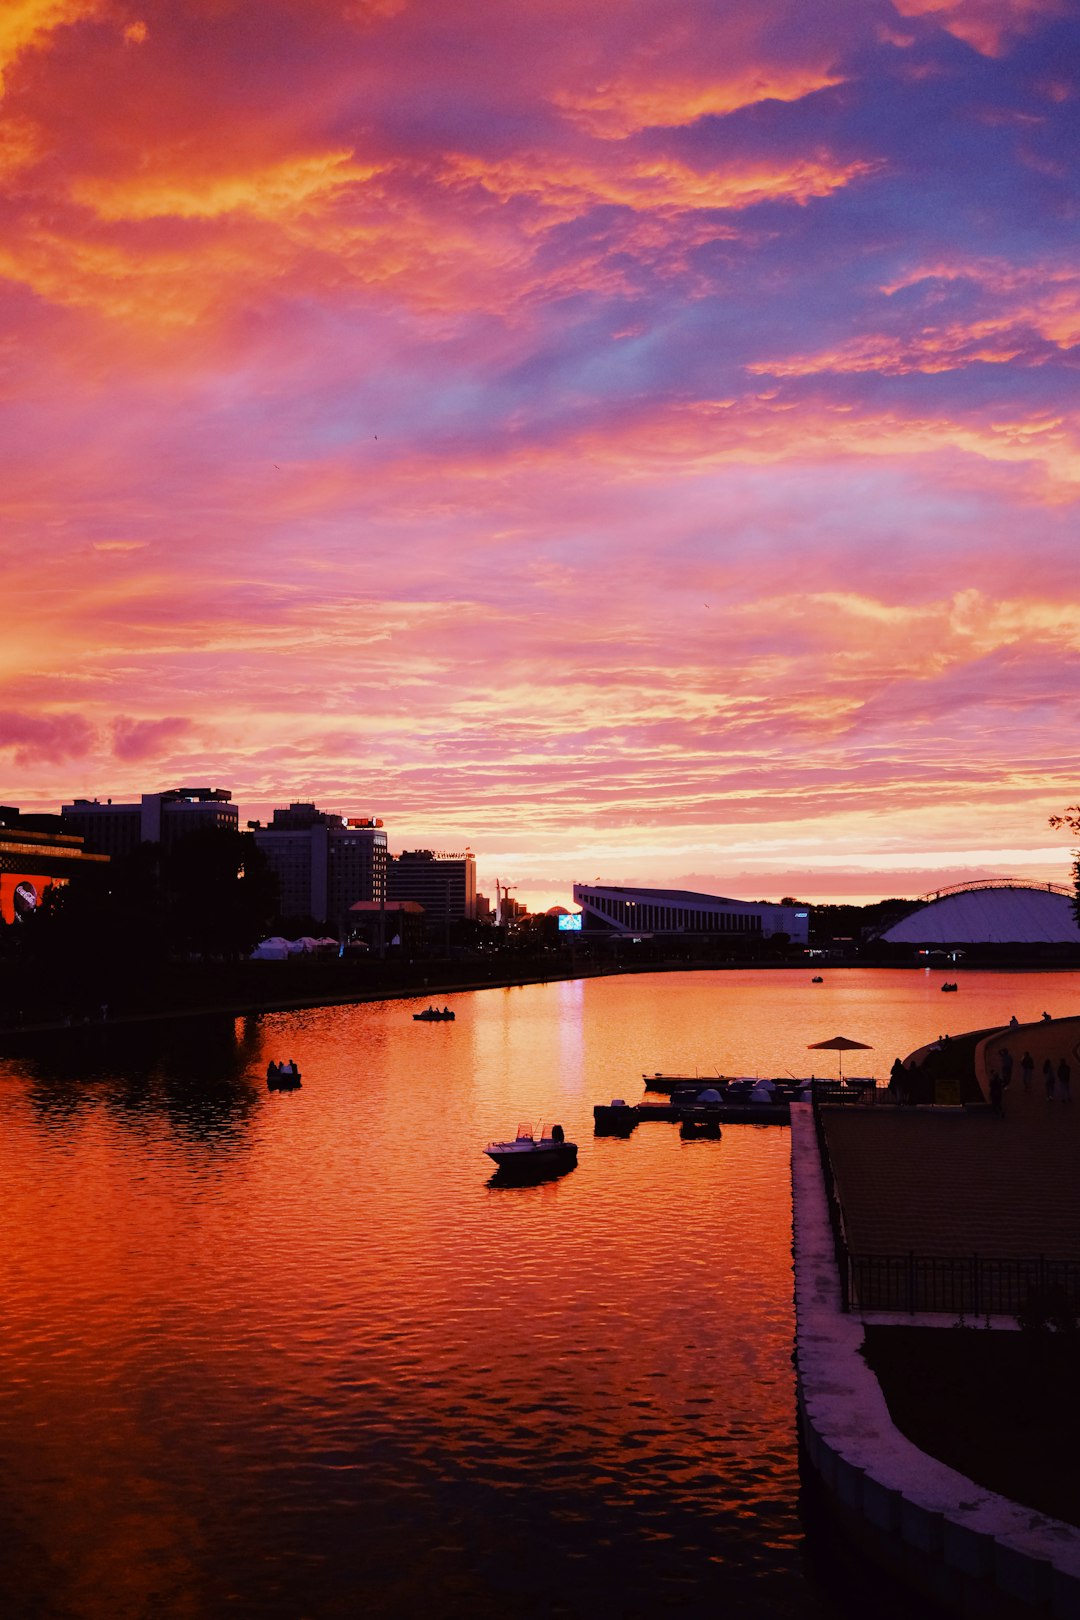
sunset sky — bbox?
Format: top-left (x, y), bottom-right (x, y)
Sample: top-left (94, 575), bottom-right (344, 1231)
top-left (3, 0), bottom-right (1079, 910)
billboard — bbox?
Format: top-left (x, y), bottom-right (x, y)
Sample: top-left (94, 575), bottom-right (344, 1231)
top-left (1, 872), bottom-right (66, 924)
top-left (557, 912), bottom-right (582, 931)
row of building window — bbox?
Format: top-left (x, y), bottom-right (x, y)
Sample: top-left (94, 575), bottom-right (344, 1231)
top-left (588, 896), bottom-right (762, 933)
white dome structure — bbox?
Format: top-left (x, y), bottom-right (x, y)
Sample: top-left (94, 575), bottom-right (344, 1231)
top-left (880, 881), bottom-right (1080, 946)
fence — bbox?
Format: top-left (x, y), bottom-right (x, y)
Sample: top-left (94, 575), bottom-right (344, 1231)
top-left (844, 1251), bottom-right (1080, 1316)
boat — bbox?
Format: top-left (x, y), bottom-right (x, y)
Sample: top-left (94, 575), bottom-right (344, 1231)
top-left (414, 1006), bottom-right (456, 1021)
top-left (267, 1060), bottom-right (302, 1091)
top-left (484, 1122), bottom-right (577, 1176)
top-left (811, 976), bottom-right (824, 983)
top-left (941, 982), bottom-right (958, 992)
top-left (679, 1115), bottom-right (722, 1138)
top-left (643, 1072), bottom-right (728, 1093)
top-left (596, 1098), bottom-right (638, 1136)
top-left (594, 1099), bottom-right (639, 1136)
top-left (644, 1073), bottom-right (758, 1095)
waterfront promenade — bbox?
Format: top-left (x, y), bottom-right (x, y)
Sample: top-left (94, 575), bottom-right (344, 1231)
top-left (823, 1017), bottom-right (1080, 1262)
top-left (795, 1015), bottom-right (1080, 1615)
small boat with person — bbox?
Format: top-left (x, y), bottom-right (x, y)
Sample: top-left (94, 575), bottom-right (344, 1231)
top-left (414, 1006), bottom-right (456, 1021)
top-left (484, 1123), bottom-right (577, 1178)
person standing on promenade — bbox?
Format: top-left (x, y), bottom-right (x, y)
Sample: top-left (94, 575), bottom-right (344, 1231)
top-left (989, 1068), bottom-right (1004, 1116)
top-left (1020, 1050), bottom-right (1034, 1092)
top-left (998, 1047), bottom-right (1014, 1090)
top-left (1044, 1057), bottom-right (1056, 1099)
top-left (1058, 1056), bottom-right (1072, 1103)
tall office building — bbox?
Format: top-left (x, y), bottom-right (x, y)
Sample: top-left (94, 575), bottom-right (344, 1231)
top-left (251, 803), bottom-right (387, 929)
top-left (386, 849), bottom-right (476, 940)
top-left (61, 788), bottom-right (237, 859)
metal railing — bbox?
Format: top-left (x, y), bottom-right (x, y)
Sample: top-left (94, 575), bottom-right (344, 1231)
top-left (844, 1251), bottom-right (1080, 1317)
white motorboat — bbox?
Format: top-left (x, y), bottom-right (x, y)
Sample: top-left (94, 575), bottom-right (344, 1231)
top-left (484, 1122), bottom-right (577, 1175)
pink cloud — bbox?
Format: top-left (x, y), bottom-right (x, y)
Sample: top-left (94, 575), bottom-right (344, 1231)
top-left (0, 710), bottom-right (96, 766)
top-left (111, 715), bottom-right (192, 762)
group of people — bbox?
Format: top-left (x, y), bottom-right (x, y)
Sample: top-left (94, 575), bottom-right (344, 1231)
top-left (890, 1039), bottom-right (1076, 1114)
top-left (988, 1045), bottom-right (1072, 1115)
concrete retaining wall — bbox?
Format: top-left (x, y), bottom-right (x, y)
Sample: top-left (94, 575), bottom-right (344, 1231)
top-left (791, 1102), bottom-right (1080, 1618)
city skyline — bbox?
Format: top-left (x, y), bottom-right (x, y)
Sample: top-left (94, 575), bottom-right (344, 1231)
top-left (3, 1), bottom-right (1079, 915)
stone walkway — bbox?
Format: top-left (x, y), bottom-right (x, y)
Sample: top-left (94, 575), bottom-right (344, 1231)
top-left (821, 1016), bottom-right (1080, 1261)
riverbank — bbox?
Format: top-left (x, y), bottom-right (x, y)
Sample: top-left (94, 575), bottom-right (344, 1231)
top-left (0, 954), bottom-right (682, 1042)
top-left (4, 956), bottom-right (1080, 1045)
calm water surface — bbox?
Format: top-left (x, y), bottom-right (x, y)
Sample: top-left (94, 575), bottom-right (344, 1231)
top-left (2, 967), bottom-right (1077, 1619)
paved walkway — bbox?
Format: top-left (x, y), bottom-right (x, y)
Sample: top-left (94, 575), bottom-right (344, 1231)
top-left (821, 1016), bottom-right (1080, 1261)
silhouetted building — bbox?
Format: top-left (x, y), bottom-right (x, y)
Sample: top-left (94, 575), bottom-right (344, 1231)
top-left (0, 806), bottom-right (109, 924)
top-left (252, 803), bottom-right (387, 930)
top-left (61, 788), bottom-right (237, 858)
top-left (348, 899), bottom-right (425, 953)
top-left (387, 850), bottom-right (477, 941)
top-left (572, 883), bottom-right (809, 945)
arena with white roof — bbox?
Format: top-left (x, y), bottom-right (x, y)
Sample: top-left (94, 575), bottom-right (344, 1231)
top-left (879, 879), bottom-right (1080, 946)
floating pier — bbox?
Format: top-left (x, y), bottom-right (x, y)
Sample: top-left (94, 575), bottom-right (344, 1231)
top-left (596, 1078), bottom-right (878, 1134)
top-left (594, 1098), bottom-right (790, 1133)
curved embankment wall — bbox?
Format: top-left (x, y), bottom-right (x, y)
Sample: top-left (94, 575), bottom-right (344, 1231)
top-left (791, 1102), bottom-right (1080, 1617)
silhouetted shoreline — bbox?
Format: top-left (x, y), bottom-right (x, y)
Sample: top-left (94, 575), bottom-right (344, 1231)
top-left (4, 952), bottom-right (1079, 1045)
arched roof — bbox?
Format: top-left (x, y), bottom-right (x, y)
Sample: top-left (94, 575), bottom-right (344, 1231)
top-left (880, 882), bottom-right (1080, 945)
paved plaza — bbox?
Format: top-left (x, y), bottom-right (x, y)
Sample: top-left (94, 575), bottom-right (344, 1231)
top-left (821, 1016), bottom-right (1080, 1261)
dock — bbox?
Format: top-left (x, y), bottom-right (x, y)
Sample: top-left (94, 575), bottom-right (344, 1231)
top-left (594, 1098), bottom-right (791, 1132)
top-left (596, 1077), bottom-right (879, 1134)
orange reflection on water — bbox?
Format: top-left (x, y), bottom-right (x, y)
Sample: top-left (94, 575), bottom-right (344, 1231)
top-left (4, 968), bottom-right (1068, 1615)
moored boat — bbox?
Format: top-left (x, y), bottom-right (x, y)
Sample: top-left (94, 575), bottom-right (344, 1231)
top-left (484, 1122), bottom-right (577, 1177)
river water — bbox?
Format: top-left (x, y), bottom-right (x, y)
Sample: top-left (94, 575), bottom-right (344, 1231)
top-left (1, 967), bottom-right (1077, 1619)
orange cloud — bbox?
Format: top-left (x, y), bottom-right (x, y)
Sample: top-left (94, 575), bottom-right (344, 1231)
top-left (748, 323), bottom-right (1033, 377)
top-left (71, 148), bottom-right (380, 222)
top-left (892, 0), bottom-right (1065, 56)
top-left (748, 257), bottom-right (1080, 382)
top-left (0, 111), bottom-right (42, 177)
top-left (553, 66), bottom-right (844, 138)
top-left (444, 148), bottom-right (876, 221)
top-left (883, 260), bottom-right (1080, 349)
top-left (0, 0), bottom-right (103, 94)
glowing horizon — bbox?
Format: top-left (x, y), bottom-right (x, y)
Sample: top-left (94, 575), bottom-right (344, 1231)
top-left (3, 1), bottom-right (1079, 914)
